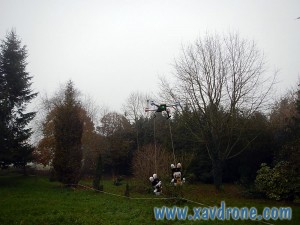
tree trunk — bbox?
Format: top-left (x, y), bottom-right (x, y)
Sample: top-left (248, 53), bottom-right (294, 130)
top-left (212, 157), bottom-right (223, 191)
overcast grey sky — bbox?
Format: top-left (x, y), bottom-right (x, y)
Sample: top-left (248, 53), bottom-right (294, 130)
top-left (1, 0), bottom-right (299, 112)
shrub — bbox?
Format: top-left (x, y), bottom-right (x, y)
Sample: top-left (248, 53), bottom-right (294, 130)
top-left (255, 162), bottom-right (299, 200)
top-left (132, 144), bottom-right (173, 187)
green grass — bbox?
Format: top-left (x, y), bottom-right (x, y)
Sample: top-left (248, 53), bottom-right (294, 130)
top-left (0, 174), bottom-right (299, 225)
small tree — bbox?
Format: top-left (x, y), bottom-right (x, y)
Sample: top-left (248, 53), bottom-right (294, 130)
top-left (53, 81), bottom-right (83, 185)
top-left (0, 30), bottom-right (37, 171)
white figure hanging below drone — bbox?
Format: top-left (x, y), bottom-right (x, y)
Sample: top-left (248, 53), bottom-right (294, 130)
top-left (171, 163), bottom-right (185, 186)
top-left (149, 174), bottom-right (162, 195)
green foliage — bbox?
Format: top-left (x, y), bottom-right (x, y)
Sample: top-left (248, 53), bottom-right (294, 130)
top-left (255, 162), bottom-right (299, 200)
top-left (53, 81), bottom-right (83, 185)
top-left (0, 30), bottom-right (37, 169)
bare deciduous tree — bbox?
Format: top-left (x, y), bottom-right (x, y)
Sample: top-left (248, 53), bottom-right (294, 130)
top-left (122, 91), bottom-right (151, 121)
top-left (122, 91), bottom-right (151, 151)
top-left (160, 32), bottom-right (276, 189)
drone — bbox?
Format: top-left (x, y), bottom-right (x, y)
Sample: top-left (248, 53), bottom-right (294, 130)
top-left (145, 100), bottom-right (180, 119)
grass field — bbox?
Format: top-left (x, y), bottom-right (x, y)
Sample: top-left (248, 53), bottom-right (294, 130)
top-left (0, 174), bottom-right (299, 225)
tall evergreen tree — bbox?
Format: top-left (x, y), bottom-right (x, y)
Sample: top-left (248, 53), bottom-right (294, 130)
top-left (53, 81), bottom-right (83, 185)
top-left (0, 30), bottom-right (37, 170)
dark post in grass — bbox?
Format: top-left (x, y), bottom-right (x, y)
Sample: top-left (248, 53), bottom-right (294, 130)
top-left (93, 153), bottom-right (103, 191)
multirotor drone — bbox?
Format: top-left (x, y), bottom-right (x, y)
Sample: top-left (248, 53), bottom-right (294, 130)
top-left (145, 100), bottom-right (180, 119)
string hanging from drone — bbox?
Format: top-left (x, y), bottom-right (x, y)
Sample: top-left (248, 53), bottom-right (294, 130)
top-left (145, 100), bottom-right (185, 195)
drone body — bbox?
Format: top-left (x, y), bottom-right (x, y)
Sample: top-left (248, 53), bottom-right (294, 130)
top-left (145, 100), bottom-right (180, 119)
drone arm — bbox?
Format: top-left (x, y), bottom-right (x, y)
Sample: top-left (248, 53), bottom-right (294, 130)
top-left (166, 102), bottom-right (180, 108)
top-left (151, 102), bottom-right (160, 107)
top-left (145, 109), bottom-right (157, 112)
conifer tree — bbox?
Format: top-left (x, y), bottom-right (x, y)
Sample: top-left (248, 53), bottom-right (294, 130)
top-left (293, 84), bottom-right (300, 137)
top-left (53, 81), bottom-right (83, 185)
top-left (0, 30), bottom-right (37, 170)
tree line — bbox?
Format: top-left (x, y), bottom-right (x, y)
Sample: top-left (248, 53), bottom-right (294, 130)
top-left (0, 30), bottom-right (299, 201)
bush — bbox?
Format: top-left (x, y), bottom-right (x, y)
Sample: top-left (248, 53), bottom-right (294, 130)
top-left (255, 162), bottom-right (299, 200)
